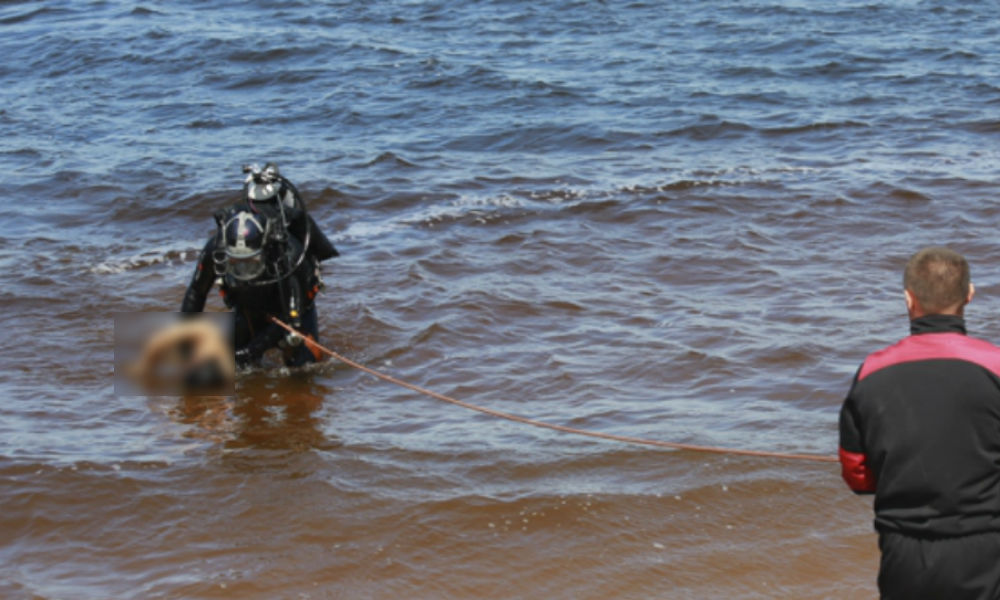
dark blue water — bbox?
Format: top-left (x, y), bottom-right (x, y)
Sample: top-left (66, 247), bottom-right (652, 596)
top-left (2, 1), bottom-right (999, 598)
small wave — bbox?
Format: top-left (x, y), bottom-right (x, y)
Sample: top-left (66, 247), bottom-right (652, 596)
top-left (408, 64), bottom-right (509, 91)
top-left (755, 37), bottom-right (824, 56)
top-left (718, 65), bottom-right (781, 78)
top-left (791, 58), bottom-right (883, 78)
top-left (345, 40), bottom-right (410, 58)
top-left (761, 119), bottom-right (869, 137)
top-left (888, 187), bottom-right (932, 203)
top-left (361, 151), bottom-right (421, 169)
top-left (130, 6), bottom-right (165, 17)
top-left (0, 6), bottom-right (67, 26)
top-left (445, 123), bottom-right (629, 153)
top-left (622, 165), bottom-right (824, 192)
top-left (88, 243), bottom-right (202, 275)
top-left (336, 192), bottom-right (530, 242)
top-left (544, 300), bottom-right (584, 312)
top-left (186, 119), bottom-right (225, 130)
top-left (961, 119), bottom-right (1000, 134)
top-left (939, 50), bottom-right (980, 62)
top-left (224, 45), bottom-right (321, 65)
top-left (658, 120), bottom-right (754, 142)
top-left (222, 69), bottom-right (324, 91)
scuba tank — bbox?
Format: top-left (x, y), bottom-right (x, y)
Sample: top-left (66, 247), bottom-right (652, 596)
top-left (243, 163), bottom-right (339, 263)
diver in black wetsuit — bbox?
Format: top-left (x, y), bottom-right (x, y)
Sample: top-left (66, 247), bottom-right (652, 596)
top-left (181, 164), bottom-right (339, 368)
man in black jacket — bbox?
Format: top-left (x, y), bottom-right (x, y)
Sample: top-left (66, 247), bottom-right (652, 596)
top-left (181, 164), bottom-right (338, 368)
top-left (839, 246), bottom-right (1000, 599)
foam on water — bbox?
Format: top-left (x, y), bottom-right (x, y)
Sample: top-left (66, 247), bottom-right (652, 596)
top-left (88, 245), bottom-right (201, 275)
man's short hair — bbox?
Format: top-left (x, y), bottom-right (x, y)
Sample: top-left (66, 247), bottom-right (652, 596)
top-left (903, 246), bottom-right (970, 314)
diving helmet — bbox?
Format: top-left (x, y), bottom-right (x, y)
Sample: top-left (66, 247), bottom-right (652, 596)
top-left (222, 211), bottom-right (269, 281)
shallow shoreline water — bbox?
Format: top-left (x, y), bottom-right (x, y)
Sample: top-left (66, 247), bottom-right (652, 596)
top-left (3, 1), bottom-right (999, 597)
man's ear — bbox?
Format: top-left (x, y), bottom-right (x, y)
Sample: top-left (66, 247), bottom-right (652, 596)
top-left (967, 282), bottom-right (975, 305)
top-left (904, 289), bottom-right (916, 313)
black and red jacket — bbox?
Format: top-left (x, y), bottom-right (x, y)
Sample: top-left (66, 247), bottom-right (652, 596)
top-left (839, 314), bottom-right (1000, 537)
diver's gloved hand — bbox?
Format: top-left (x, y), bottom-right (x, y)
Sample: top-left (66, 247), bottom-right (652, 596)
top-left (236, 331), bottom-right (274, 367)
top-left (235, 347), bottom-right (254, 368)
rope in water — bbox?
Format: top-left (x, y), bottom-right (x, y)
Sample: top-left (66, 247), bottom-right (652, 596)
top-left (271, 317), bottom-right (838, 464)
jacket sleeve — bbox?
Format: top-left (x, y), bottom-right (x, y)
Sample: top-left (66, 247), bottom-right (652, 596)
top-left (180, 235), bottom-right (218, 313)
top-left (839, 368), bottom-right (877, 494)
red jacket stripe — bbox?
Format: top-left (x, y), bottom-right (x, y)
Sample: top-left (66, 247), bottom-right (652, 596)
top-left (858, 332), bottom-right (1000, 381)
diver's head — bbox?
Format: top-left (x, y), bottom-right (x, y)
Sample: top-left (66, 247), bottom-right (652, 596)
top-left (222, 211), bottom-right (269, 281)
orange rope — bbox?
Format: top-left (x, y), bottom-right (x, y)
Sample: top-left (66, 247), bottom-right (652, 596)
top-left (271, 317), bottom-right (838, 464)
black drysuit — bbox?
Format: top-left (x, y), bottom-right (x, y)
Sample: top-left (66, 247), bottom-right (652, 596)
top-left (181, 196), bottom-right (338, 367)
